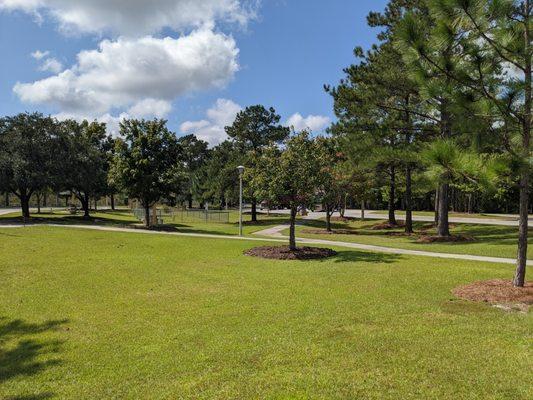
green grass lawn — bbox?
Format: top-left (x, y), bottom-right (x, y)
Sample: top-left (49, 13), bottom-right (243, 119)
top-left (288, 219), bottom-right (532, 260)
top-left (0, 226), bottom-right (531, 399)
top-left (0, 209), bottom-right (289, 237)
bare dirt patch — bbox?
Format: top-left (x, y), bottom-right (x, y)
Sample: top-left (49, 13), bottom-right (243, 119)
top-left (244, 246), bottom-right (337, 260)
top-left (417, 234), bottom-right (475, 243)
top-left (452, 280), bottom-right (533, 310)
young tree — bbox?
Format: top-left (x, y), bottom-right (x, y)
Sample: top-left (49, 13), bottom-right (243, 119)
top-left (315, 136), bottom-right (349, 232)
top-left (0, 113), bottom-right (58, 218)
top-left (225, 105), bottom-right (290, 222)
top-left (109, 119), bottom-right (182, 227)
top-left (399, 0), bottom-right (531, 285)
top-left (251, 132), bottom-right (320, 250)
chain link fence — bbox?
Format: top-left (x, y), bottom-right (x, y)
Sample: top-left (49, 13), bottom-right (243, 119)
top-left (132, 208), bottom-right (230, 224)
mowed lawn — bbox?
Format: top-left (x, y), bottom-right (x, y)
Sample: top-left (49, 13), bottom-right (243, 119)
top-left (289, 219), bottom-right (533, 260)
top-left (0, 209), bottom-right (289, 237)
top-left (0, 227), bottom-right (531, 399)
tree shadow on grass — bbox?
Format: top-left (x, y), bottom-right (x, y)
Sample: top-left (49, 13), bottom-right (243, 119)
top-left (0, 317), bottom-right (67, 398)
top-left (331, 250), bottom-right (403, 264)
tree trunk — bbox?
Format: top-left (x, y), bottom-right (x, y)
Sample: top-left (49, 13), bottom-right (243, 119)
top-left (361, 199), bottom-right (365, 221)
top-left (514, 7), bottom-right (531, 287)
top-left (388, 165), bottom-right (397, 225)
top-left (110, 194), bottom-right (115, 210)
top-left (405, 166), bottom-right (413, 234)
top-left (20, 194), bottom-right (30, 219)
top-left (434, 188), bottom-right (439, 226)
top-left (438, 98), bottom-right (452, 237)
top-left (251, 199), bottom-right (257, 222)
top-left (289, 206), bottom-right (297, 251)
top-left (144, 204), bottom-right (151, 228)
top-left (80, 193), bottom-right (90, 219)
top-left (188, 196), bottom-right (193, 209)
top-left (437, 183), bottom-right (450, 237)
top-left (94, 199), bottom-right (98, 212)
top-left (4, 192), bottom-right (8, 207)
top-left (36, 194), bottom-right (41, 214)
top-left (325, 204), bottom-right (332, 232)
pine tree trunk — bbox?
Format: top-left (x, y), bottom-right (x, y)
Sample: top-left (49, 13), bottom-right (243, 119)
top-left (434, 188), bottom-right (439, 226)
top-left (289, 206), bottom-right (297, 251)
top-left (514, 7), bottom-right (531, 287)
top-left (405, 166), bottom-right (413, 234)
top-left (437, 183), bottom-right (450, 237)
top-left (251, 199), bottom-right (257, 222)
top-left (388, 165), bottom-right (397, 225)
top-left (361, 199), bottom-right (365, 221)
top-left (111, 194), bottom-right (115, 210)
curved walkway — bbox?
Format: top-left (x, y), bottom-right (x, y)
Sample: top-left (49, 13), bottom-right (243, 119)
top-left (252, 224), bottom-right (531, 266)
top-left (0, 222), bottom-right (529, 266)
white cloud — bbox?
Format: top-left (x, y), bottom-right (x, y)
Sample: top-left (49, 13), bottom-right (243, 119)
top-left (0, 0), bottom-right (257, 36)
top-left (14, 29), bottom-right (239, 120)
top-left (285, 113), bottom-right (330, 132)
top-left (127, 98), bottom-right (172, 119)
top-left (31, 49), bottom-right (49, 60)
top-left (180, 98), bottom-right (241, 146)
top-left (38, 57), bottom-right (63, 73)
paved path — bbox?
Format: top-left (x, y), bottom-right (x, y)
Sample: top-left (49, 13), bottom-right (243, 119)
top-left (274, 209), bottom-right (529, 227)
top-left (0, 222), bottom-right (525, 266)
top-left (252, 224), bottom-right (531, 266)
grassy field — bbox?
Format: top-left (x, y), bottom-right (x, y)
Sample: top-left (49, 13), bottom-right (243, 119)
top-left (287, 219), bottom-right (532, 259)
top-left (0, 226), bottom-right (531, 399)
top-left (0, 209), bottom-right (288, 237)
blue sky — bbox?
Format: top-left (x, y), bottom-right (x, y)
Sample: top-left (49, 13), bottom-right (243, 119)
top-left (0, 0), bottom-right (387, 144)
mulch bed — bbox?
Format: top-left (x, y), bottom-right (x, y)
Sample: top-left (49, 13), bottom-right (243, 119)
top-left (452, 280), bottom-right (533, 307)
top-left (331, 216), bottom-right (356, 222)
top-left (371, 221), bottom-right (405, 230)
top-left (244, 246), bottom-right (337, 260)
top-left (417, 234), bottom-right (475, 243)
top-left (301, 228), bottom-right (359, 235)
top-left (419, 223), bottom-right (458, 231)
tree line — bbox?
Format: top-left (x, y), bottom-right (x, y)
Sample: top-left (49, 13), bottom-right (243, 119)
top-left (325, 0), bottom-right (531, 287)
top-left (0, 0), bottom-right (529, 286)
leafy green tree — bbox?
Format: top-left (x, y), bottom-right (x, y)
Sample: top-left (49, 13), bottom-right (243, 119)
top-left (177, 134), bottom-right (209, 208)
top-left (0, 113), bottom-right (58, 218)
top-left (399, 0), bottom-right (531, 285)
top-left (109, 119), bottom-right (182, 227)
top-left (251, 132), bottom-right (320, 250)
top-left (195, 140), bottom-right (240, 208)
top-left (315, 137), bottom-right (352, 231)
top-left (225, 105), bottom-right (290, 222)
top-left (62, 120), bottom-right (109, 218)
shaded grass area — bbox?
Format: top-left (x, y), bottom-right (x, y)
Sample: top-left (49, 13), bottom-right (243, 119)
top-left (288, 218), bottom-right (533, 259)
top-left (0, 209), bottom-right (290, 237)
top-left (0, 226), bottom-right (531, 399)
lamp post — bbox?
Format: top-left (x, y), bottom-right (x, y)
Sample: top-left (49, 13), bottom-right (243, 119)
top-left (237, 165), bottom-right (245, 236)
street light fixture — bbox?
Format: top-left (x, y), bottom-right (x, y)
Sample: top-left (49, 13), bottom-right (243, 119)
top-left (237, 165), bottom-right (245, 236)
